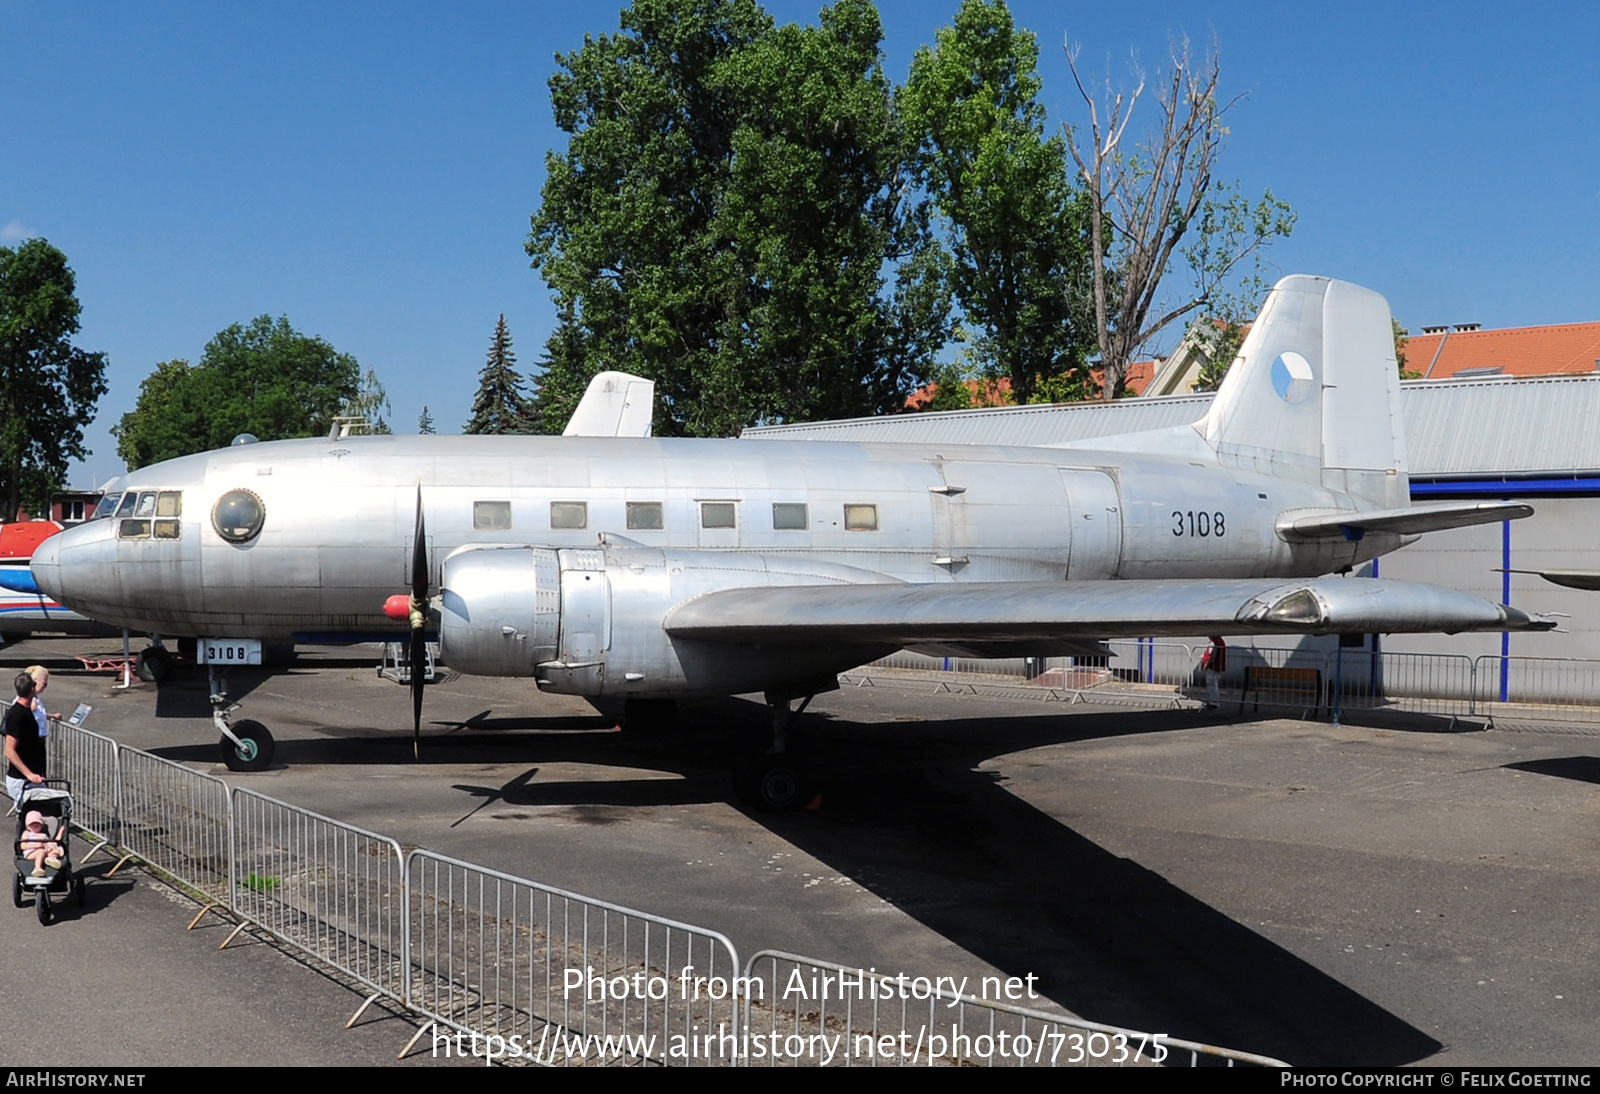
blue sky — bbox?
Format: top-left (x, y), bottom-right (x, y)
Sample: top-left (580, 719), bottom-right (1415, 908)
top-left (4, 1), bottom-right (1597, 488)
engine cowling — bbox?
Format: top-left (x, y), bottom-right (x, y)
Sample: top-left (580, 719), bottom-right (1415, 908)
top-left (438, 542), bottom-right (898, 699)
top-left (438, 546), bottom-right (561, 676)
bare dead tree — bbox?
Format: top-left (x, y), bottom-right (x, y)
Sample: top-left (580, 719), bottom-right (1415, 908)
top-left (1065, 34), bottom-right (1294, 400)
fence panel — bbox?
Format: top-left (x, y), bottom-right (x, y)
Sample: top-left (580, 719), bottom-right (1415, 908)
top-left (115, 748), bottom-right (231, 901)
top-left (231, 788), bottom-right (406, 1000)
top-left (1474, 656), bottom-right (1600, 724)
top-left (1325, 651), bottom-right (1476, 720)
top-left (406, 849), bottom-right (741, 1066)
top-left (44, 719), bottom-right (120, 844)
top-left (740, 951), bottom-right (1286, 1068)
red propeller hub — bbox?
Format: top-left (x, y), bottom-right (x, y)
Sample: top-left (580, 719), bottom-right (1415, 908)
top-left (383, 594), bottom-right (412, 622)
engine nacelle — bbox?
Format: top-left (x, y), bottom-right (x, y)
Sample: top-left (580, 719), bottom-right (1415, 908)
top-left (438, 546), bottom-right (562, 676)
top-left (438, 542), bottom-right (898, 699)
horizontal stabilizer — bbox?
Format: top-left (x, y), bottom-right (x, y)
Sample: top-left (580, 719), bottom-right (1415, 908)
top-left (1501, 568), bottom-right (1600, 592)
top-left (663, 577), bottom-right (1552, 646)
top-left (1276, 501), bottom-right (1532, 542)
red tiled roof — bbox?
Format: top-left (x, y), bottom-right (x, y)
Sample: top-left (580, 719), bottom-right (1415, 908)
top-left (904, 360), bottom-right (1156, 410)
top-left (1408, 322), bottom-right (1600, 379)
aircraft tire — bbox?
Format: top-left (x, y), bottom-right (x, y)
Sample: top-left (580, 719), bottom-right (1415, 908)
top-left (733, 754), bottom-right (812, 813)
top-left (12, 874), bottom-right (22, 908)
top-left (135, 647), bottom-right (172, 683)
top-left (622, 698), bottom-right (678, 735)
top-left (220, 720), bottom-right (275, 772)
top-left (36, 888), bottom-right (49, 925)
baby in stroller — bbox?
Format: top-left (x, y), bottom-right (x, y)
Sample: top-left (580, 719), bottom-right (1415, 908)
top-left (19, 810), bottom-right (63, 876)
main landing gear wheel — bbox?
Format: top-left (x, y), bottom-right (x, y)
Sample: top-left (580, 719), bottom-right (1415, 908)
top-left (135, 646), bottom-right (172, 683)
top-left (36, 888), bottom-right (50, 925)
top-left (733, 754), bottom-right (813, 813)
top-left (220, 719), bottom-right (275, 772)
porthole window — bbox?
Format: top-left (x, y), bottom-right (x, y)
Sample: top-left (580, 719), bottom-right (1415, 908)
top-left (212, 489), bottom-right (266, 544)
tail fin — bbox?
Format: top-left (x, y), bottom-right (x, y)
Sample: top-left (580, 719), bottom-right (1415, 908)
top-left (1202, 276), bottom-right (1408, 508)
top-left (563, 371), bottom-right (655, 438)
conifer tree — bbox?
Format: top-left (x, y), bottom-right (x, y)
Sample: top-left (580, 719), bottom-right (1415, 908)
top-left (465, 315), bottom-right (532, 434)
top-left (417, 405), bottom-right (436, 434)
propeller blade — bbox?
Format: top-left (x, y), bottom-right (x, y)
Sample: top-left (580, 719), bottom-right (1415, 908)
top-left (411, 485), bottom-right (427, 759)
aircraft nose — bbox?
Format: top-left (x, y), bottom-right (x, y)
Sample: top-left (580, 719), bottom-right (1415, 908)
top-left (30, 533), bottom-right (61, 600)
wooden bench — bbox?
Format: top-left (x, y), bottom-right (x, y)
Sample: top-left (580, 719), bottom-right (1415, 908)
top-left (1241, 665), bottom-right (1324, 716)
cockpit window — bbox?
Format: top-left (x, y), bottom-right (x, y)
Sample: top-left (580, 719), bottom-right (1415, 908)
top-left (91, 494), bottom-right (121, 520)
top-left (212, 489), bottom-right (266, 544)
top-left (114, 493), bottom-right (138, 518)
top-left (156, 491), bottom-right (182, 517)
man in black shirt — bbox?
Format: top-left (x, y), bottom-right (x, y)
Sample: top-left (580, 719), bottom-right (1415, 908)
top-left (4, 672), bottom-right (44, 808)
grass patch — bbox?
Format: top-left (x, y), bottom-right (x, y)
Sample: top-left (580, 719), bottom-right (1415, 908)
top-left (244, 872), bottom-right (281, 892)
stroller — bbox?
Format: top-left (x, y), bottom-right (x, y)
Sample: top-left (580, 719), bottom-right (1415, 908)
top-left (12, 780), bottom-right (85, 924)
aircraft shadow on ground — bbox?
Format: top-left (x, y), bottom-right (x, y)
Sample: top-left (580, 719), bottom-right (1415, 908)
top-left (143, 692), bottom-right (1438, 1064)
top-left (1504, 756), bottom-right (1600, 786)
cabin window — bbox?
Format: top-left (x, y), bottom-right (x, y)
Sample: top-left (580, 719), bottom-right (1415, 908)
top-left (550, 501), bottom-right (587, 530)
top-left (212, 489), bottom-right (266, 544)
top-left (772, 503), bottom-right (808, 530)
top-left (699, 502), bottom-right (736, 529)
top-left (843, 504), bottom-right (878, 531)
top-left (474, 501), bottom-right (512, 530)
top-left (627, 502), bottom-right (663, 530)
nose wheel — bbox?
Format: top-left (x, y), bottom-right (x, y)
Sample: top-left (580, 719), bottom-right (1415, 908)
top-left (210, 664), bottom-right (275, 771)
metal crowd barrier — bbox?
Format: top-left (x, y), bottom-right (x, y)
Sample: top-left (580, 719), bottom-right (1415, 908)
top-left (740, 951), bottom-right (1288, 1068)
top-left (114, 745), bottom-right (231, 900)
top-left (1472, 655), bottom-right (1600, 724)
top-left (44, 720), bottom-right (120, 852)
top-left (230, 788), bottom-right (407, 1005)
top-left (404, 849), bottom-right (742, 1066)
top-left (863, 645), bottom-right (1506, 725)
top-left (38, 723), bottom-right (1289, 1068)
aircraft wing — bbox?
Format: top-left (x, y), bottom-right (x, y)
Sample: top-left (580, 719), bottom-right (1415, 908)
top-left (1275, 501), bottom-right (1532, 542)
top-left (662, 577), bottom-right (1552, 646)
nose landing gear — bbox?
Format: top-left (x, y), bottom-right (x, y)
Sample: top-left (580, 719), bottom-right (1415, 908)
top-left (209, 663), bottom-right (274, 772)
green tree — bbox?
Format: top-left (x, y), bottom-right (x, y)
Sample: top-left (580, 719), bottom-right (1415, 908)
top-left (1394, 319), bottom-right (1421, 379)
top-left (113, 316), bottom-right (359, 469)
top-left (0, 239), bottom-right (108, 519)
top-left (901, 0), bottom-right (1094, 405)
top-left (528, 0), bottom-right (947, 436)
top-left (342, 368), bottom-right (391, 434)
top-left (465, 315), bottom-right (533, 434)
top-left (417, 405), bottom-right (436, 434)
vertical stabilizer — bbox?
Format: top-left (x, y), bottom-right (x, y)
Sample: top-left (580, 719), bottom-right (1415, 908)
top-left (1202, 276), bottom-right (1407, 507)
top-left (563, 371), bottom-right (655, 438)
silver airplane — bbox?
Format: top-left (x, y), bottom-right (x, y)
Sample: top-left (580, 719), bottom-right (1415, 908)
top-left (33, 276), bottom-right (1548, 808)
